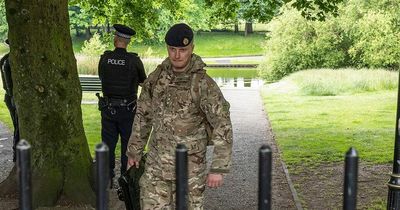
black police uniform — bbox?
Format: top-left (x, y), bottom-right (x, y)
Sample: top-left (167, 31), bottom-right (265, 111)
top-left (0, 45), bottom-right (20, 162)
top-left (98, 26), bottom-right (147, 181)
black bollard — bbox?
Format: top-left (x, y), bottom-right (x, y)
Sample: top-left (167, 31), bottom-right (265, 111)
top-left (258, 144), bottom-right (272, 210)
top-left (17, 139), bottom-right (32, 210)
top-left (176, 144), bottom-right (188, 210)
top-left (96, 143), bottom-right (109, 210)
top-left (343, 148), bottom-right (358, 210)
top-left (388, 70), bottom-right (400, 209)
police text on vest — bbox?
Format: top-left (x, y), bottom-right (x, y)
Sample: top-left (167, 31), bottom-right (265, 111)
top-left (107, 59), bottom-right (126, 66)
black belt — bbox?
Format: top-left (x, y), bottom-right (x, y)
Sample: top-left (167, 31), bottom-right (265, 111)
top-left (106, 98), bottom-right (136, 107)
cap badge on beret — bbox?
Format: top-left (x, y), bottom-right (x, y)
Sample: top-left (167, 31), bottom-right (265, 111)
top-left (183, 38), bottom-right (189, 46)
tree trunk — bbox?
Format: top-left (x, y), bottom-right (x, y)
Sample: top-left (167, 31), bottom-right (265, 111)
top-left (75, 27), bottom-right (81, 37)
top-left (3, 0), bottom-right (95, 208)
top-left (107, 22), bottom-right (111, 33)
top-left (244, 22), bottom-right (253, 36)
top-left (85, 26), bottom-right (91, 39)
top-left (234, 22), bottom-right (239, 33)
top-left (235, 20), bottom-right (239, 34)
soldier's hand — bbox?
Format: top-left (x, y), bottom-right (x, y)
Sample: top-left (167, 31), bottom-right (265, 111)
top-left (207, 173), bottom-right (223, 188)
top-left (127, 158), bottom-right (140, 169)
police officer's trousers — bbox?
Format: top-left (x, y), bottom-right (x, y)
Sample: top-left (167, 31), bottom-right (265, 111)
top-left (101, 106), bottom-right (135, 179)
top-left (4, 94), bottom-right (19, 162)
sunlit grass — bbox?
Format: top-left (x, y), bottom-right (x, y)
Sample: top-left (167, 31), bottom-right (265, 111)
top-left (262, 69), bottom-right (397, 167)
top-left (206, 68), bottom-right (258, 78)
top-left (0, 43), bottom-right (7, 56)
top-left (75, 54), bottom-right (158, 75)
top-left (73, 32), bottom-right (266, 58)
top-left (288, 69), bottom-right (398, 96)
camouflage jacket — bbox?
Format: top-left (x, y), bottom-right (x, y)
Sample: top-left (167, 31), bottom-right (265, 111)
top-left (126, 54), bottom-right (233, 180)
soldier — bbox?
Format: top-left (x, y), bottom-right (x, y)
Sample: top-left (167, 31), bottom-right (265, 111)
top-left (0, 39), bottom-right (20, 162)
top-left (127, 23), bottom-right (233, 209)
top-left (98, 24), bottom-right (147, 187)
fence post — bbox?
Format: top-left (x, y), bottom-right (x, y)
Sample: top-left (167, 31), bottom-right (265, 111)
top-left (343, 147), bottom-right (358, 210)
top-left (259, 144), bottom-right (272, 210)
top-left (96, 143), bottom-right (109, 210)
top-left (176, 144), bottom-right (188, 210)
top-left (388, 70), bottom-right (400, 209)
top-left (17, 139), bottom-right (32, 210)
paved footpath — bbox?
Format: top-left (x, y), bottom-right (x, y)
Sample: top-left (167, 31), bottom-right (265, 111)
top-left (0, 88), bottom-right (299, 209)
top-left (0, 122), bottom-right (13, 181)
top-left (205, 88), bottom-right (297, 210)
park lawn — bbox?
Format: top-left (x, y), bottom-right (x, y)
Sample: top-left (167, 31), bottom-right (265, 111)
top-left (261, 69), bottom-right (397, 167)
top-left (73, 32), bottom-right (266, 58)
top-left (0, 99), bottom-right (12, 129)
top-left (261, 69), bottom-right (397, 209)
top-left (81, 104), bottom-right (105, 156)
top-left (0, 43), bottom-right (7, 55)
top-left (263, 88), bottom-right (395, 166)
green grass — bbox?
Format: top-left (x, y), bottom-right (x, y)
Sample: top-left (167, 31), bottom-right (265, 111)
top-left (0, 99), bottom-right (12, 129)
top-left (288, 69), bottom-right (398, 96)
top-left (262, 69), bottom-right (397, 167)
top-left (76, 54), bottom-right (159, 75)
top-left (73, 32), bottom-right (266, 58)
top-left (0, 43), bottom-right (7, 56)
top-left (81, 104), bottom-right (103, 156)
top-left (206, 68), bottom-right (259, 78)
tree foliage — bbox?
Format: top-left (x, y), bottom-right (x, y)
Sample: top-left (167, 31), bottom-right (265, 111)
top-left (67, 0), bottom-right (345, 41)
top-left (233, 0), bottom-right (344, 25)
top-left (260, 0), bottom-right (400, 81)
top-left (0, 0), bottom-right (7, 41)
top-left (70, 0), bottom-right (213, 41)
top-left (69, 5), bottom-right (93, 36)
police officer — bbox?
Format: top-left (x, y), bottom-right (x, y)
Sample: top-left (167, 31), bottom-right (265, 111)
top-left (0, 39), bottom-right (20, 163)
top-left (98, 24), bottom-right (147, 186)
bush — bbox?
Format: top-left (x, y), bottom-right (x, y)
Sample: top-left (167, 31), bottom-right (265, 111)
top-left (259, 0), bottom-right (400, 81)
top-left (259, 9), bottom-right (351, 81)
top-left (80, 33), bottom-right (107, 56)
top-left (349, 11), bottom-right (400, 69)
top-left (76, 55), bottom-right (99, 75)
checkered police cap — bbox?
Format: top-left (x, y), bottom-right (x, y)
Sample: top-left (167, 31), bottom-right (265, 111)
top-left (113, 24), bottom-right (136, 39)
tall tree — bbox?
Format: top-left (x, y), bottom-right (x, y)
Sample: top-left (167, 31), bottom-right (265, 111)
top-left (236, 0), bottom-right (343, 34)
top-left (0, 0), bottom-right (94, 207)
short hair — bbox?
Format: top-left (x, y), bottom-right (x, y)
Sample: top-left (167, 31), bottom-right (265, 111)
top-left (115, 35), bottom-right (131, 45)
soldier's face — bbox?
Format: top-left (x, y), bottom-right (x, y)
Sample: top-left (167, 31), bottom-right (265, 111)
top-left (167, 44), bottom-right (194, 72)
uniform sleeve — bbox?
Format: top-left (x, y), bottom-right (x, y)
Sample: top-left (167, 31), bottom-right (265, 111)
top-left (0, 54), bottom-right (9, 92)
top-left (136, 58), bottom-right (147, 84)
top-left (200, 75), bottom-right (233, 174)
top-left (126, 78), bottom-right (153, 161)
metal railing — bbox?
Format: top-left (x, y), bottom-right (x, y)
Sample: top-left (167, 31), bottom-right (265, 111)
top-left (16, 141), bottom-right (359, 210)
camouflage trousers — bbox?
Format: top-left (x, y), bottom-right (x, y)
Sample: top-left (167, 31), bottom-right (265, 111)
top-left (139, 172), bottom-right (206, 210)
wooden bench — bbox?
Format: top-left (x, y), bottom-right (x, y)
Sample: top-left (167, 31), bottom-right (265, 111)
top-left (79, 75), bottom-right (101, 92)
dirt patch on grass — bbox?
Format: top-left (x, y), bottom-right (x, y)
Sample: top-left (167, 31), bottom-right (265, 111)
top-left (289, 162), bottom-right (391, 209)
